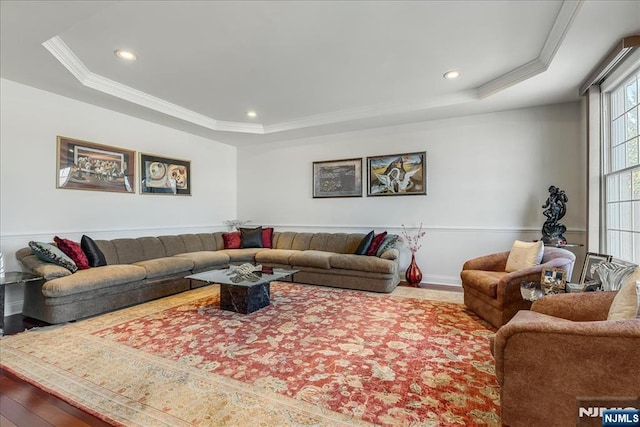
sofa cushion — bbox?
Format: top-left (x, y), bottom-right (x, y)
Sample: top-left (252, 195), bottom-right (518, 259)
top-left (81, 235), bottom-right (108, 267)
top-left (112, 238), bottom-right (145, 264)
top-left (255, 249), bottom-right (299, 265)
top-left (460, 270), bottom-right (507, 298)
top-left (329, 253), bottom-right (396, 274)
top-left (262, 227), bottom-right (274, 249)
top-left (291, 233), bottom-right (314, 251)
top-left (608, 267), bottom-right (640, 320)
top-left (137, 237), bottom-right (166, 260)
top-left (222, 232), bottom-right (242, 249)
top-left (133, 257), bottom-right (195, 279)
top-left (289, 250), bottom-right (333, 270)
top-left (15, 251), bottom-right (71, 280)
top-left (180, 234), bottom-right (206, 253)
top-left (54, 236), bottom-right (90, 270)
top-left (376, 234), bottom-right (400, 257)
top-left (218, 248), bottom-right (263, 263)
top-left (367, 232), bottom-right (388, 256)
top-left (174, 251), bottom-right (230, 271)
top-left (42, 264), bottom-right (147, 297)
top-left (158, 235), bottom-right (188, 256)
top-left (29, 241), bottom-right (78, 273)
top-left (354, 231), bottom-right (375, 255)
top-left (505, 240), bottom-right (543, 272)
top-left (240, 227), bottom-right (263, 248)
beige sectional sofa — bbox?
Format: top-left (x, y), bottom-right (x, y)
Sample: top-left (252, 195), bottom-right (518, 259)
top-left (16, 231), bottom-right (402, 324)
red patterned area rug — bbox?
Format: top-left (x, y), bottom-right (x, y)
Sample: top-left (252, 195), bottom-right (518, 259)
top-left (0, 282), bottom-right (500, 426)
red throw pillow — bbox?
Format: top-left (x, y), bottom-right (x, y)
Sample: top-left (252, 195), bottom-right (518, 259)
top-left (54, 236), bottom-right (90, 269)
top-left (222, 231), bottom-right (241, 249)
top-left (262, 227), bottom-right (274, 248)
top-left (367, 231), bottom-right (388, 256)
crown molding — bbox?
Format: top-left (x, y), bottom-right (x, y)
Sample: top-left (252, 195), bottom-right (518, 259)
top-left (43, 0), bottom-right (582, 136)
top-left (476, 0), bottom-right (582, 99)
top-left (42, 36), bottom-right (264, 135)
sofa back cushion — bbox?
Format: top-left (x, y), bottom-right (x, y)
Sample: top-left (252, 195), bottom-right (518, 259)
top-left (274, 232), bottom-right (297, 250)
top-left (158, 235), bottom-right (187, 256)
top-left (180, 234), bottom-right (206, 252)
top-left (291, 233), bottom-right (314, 250)
top-left (111, 238), bottom-right (146, 264)
top-left (94, 240), bottom-right (119, 264)
top-left (137, 237), bottom-right (166, 260)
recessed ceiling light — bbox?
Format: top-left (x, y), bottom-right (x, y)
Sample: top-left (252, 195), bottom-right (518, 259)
top-left (114, 50), bottom-right (136, 61)
top-left (246, 111), bottom-right (257, 118)
top-left (443, 70), bottom-right (461, 79)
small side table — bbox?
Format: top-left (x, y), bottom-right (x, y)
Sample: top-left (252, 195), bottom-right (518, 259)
top-left (1, 272), bottom-right (43, 335)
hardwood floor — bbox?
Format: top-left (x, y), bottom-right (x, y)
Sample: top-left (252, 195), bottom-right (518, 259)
top-left (1, 315), bottom-right (111, 427)
top-left (0, 284), bottom-right (463, 425)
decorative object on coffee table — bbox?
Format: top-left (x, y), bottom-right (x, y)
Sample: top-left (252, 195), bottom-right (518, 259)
top-left (541, 185), bottom-right (568, 245)
top-left (402, 223), bottom-right (425, 286)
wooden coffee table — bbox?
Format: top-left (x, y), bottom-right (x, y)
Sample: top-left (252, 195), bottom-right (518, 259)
top-left (186, 267), bottom-right (297, 314)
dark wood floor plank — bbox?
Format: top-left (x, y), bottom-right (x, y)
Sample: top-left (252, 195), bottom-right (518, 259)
top-left (1, 414), bottom-right (19, 427)
top-left (1, 369), bottom-right (111, 426)
top-left (0, 394), bottom-right (53, 427)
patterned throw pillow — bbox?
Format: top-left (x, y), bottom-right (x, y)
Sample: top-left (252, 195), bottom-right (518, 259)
top-left (222, 232), bottom-right (242, 249)
top-left (54, 236), bottom-right (90, 269)
top-left (367, 232), bottom-right (388, 256)
top-left (81, 235), bottom-right (107, 267)
top-left (29, 241), bottom-right (78, 272)
top-left (376, 234), bottom-right (400, 257)
top-left (505, 240), bottom-right (544, 272)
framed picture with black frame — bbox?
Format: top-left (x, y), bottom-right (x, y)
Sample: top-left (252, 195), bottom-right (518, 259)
top-left (579, 252), bottom-right (612, 285)
top-left (139, 153), bottom-right (191, 195)
top-left (312, 158), bottom-right (362, 198)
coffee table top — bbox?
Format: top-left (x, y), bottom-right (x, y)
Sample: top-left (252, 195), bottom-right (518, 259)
top-left (187, 267), bottom-right (297, 287)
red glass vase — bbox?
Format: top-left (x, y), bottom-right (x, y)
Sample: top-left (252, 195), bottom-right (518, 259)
top-left (406, 254), bottom-right (422, 287)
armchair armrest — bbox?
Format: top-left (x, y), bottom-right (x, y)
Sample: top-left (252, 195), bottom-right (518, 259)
top-left (493, 310), bottom-right (640, 385)
top-left (531, 291), bottom-right (617, 321)
top-left (462, 251), bottom-right (509, 272)
top-left (495, 257), bottom-right (576, 304)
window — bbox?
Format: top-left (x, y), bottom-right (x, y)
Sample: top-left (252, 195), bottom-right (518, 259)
top-left (604, 67), bottom-right (640, 263)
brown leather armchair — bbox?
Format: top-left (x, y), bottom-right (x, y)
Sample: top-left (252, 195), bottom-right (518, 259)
top-left (492, 292), bottom-right (640, 427)
top-left (461, 247), bottom-right (575, 328)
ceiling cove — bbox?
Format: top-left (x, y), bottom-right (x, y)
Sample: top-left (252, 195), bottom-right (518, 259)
top-left (42, 0), bottom-right (582, 136)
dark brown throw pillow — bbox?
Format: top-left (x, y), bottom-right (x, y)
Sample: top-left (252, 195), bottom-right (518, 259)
top-left (354, 230), bottom-right (375, 255)
top-left (240, 227), bottom-right (264, 248)
top-left (81, 235), bottom-right (107, 267)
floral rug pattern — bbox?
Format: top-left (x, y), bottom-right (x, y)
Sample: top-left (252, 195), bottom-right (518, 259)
top-left (1, 283), bottom-right (499, 426)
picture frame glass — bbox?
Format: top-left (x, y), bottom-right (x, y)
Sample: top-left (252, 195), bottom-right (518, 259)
top-left (56, 136), bottom-right (135, 193)
top-left (367, 152), bottom-right (426, 196)
top-left (579, 252), bottom-right (612, 285)
top-left (140, 153), bottom-right (191, 195)
top-left (312, 158), bottom-right (362, 198)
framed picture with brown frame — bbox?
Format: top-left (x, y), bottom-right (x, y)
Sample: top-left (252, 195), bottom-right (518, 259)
top-left (56, 136), bottom-right (135, 193)
top-left (312, 158), bottom-right (362, 198)
top-left (579, 252), bottom-right (612, 285)
top-left (140, 153), bottom-right (191, 195)
top-left (367, 151), bottom-right (427, 196)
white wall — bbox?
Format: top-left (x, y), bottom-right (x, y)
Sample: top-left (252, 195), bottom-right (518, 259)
top-left (0, 79), bottom-right (237, 314)
top-left (238, 102), bottom-right (587, 285)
